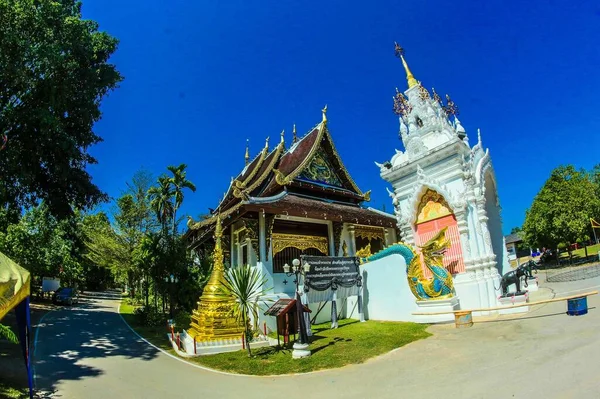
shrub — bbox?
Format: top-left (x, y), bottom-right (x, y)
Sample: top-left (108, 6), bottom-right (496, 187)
top-left (134, 305), bottom-right (164, 327)
top-left (173, 311), bottom-right (191, 330)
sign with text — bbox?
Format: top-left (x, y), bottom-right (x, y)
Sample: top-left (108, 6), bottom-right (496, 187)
top-left (301, 255), bottom-right (361, 292)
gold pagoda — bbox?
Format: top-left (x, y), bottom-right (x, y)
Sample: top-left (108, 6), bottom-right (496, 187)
top-left (188, 215), bottom-right (244, 341)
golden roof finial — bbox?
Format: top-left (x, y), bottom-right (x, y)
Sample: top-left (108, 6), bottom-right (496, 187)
top-left (322, 105), bottom-right (328, 124)
top-left (292, 124), bottom-right (297, 144)
top-left (244, 139), bottom-right (250, 165)
top-left (265, 136), bottom-right (270, 149)
top-left (394, 42), bottom-right (418, 89)
top-left (280, 129), bottom-right (285, 144)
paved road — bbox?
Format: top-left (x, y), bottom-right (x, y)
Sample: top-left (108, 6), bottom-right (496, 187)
top-left (34, 277), bottom-right (600, 399)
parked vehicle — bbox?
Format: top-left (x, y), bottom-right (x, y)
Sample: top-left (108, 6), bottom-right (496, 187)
top-left (52, 287), bottom-right (79, 305)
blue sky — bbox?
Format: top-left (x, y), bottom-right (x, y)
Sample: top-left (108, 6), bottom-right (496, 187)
top-left (82, 0), bottom-right (600, 234)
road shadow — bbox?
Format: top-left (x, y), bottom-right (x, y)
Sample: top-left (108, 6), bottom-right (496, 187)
top-left (33, 292), bottom-right (161, 395)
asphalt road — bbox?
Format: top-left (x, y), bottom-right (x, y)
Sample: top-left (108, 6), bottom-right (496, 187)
top-left (34, 276), bottom-right (600, 399)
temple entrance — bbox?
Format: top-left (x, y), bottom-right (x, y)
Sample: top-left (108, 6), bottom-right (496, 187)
top-left (414, 189), bottom-right (464, 275)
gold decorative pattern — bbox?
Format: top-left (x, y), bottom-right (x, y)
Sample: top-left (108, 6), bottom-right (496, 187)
top-left (321, 126), bottom-right (364, 196)
top-left (271, 109), bottom-right (365, 197)
top-left (416, 189), bottom-right (453, 225)
top-left (355, 244), bottom-right (372, 260)
top-left (272, 118), bottom-right (327, 186)
top-left (234, 142), bottom-right (269, 190)
top-left (234, 140), bottom-right (285, 198)
top-left (272, 233), bottom-right (329, 256)
top-left (299, 148), bottom-right (343, 187)
top-left (363, 190), bottom-right (371, 202)
top-left (354, 225), bottom-right (385, 242)
top-left (342, 240), bottom-right (349, 257)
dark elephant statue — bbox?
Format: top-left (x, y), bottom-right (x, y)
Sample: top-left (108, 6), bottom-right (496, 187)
top-left (499, 266), bottom-right (528, 296)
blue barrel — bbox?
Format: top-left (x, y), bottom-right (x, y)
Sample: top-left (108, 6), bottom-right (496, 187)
top-left (567, 297), bottom-right (588, 316)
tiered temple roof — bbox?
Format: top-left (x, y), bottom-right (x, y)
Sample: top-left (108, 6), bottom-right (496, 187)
top-left (186, 107), bottom-right (396, 247)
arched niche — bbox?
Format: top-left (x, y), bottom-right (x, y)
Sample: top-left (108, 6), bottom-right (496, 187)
top-left (414, 189), bottom-right (465, 275)
top-left (483, 169), bottom-right (504, 274)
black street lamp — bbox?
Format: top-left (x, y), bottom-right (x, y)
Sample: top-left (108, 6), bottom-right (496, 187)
top-left (283, 258), bottom-right (311, 359)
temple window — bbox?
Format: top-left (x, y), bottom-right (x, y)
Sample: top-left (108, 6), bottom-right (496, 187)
top-left (415, 116), bottom-right (424, 128)
top-left (241, 243), bottom-right (249, 266)
top-left (354, 225), bottom-right (385, 256)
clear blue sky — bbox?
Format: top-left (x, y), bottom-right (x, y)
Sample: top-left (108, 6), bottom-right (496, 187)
top-left (82, 0), bottom-right (600, 234)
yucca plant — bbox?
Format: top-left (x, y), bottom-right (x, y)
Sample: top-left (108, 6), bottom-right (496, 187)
top-left (221, 265), bottom-right (270, 356)
top-left (0, 323), bottom-right (18, 344)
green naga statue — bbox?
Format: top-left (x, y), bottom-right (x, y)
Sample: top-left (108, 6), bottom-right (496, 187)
top-left (358, 227), bottom-right (455, 300)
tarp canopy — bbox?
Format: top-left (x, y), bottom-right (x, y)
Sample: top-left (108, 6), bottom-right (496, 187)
top-left (0, 250), bottom-right (31, 320)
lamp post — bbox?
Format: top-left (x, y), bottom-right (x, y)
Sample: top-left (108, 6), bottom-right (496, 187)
top-left (283, 258), bottom-right (312, 359)
top-left (164, 274), bottom-right (179, 319)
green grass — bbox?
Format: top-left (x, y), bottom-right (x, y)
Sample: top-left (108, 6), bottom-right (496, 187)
top-left (558, 243), bottom-right (600, 259)
top-left (120, 301), bottom-right (431, 375)
top-left (186, 318), bottom-right (431, 375)
top-left (119, 303), bottom-right (172, 351)
top-left (0, 380), bottom-right (26, 399)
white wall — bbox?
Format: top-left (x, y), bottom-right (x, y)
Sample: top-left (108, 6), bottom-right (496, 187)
top-left (361, 253), bottom-right (418, 322)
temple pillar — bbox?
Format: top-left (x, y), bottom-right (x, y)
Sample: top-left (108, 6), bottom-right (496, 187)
top-left (348, 225), bottom-right (357, 255)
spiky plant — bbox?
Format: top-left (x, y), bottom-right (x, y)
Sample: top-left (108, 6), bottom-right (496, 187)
top-left (221, 265), bottom-right (270, 356)
top-left (0, 323), bottom-right (18, 343)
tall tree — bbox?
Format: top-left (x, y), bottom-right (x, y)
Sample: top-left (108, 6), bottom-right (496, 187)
top-left (147, 176), bottom-right (174, 235)
top-left (523, 165), bottom-right (600, 257)
top-left (0, 0), bottom-right (122, 218)
top-left (167, 164), bottom-right (196, 236)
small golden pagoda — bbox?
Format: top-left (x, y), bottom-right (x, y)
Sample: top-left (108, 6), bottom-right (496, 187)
top-left (188, 214), bottom-right (244, 341)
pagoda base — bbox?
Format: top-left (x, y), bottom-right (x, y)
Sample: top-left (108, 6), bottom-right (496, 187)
top-left (178, 329), bottom-right (270, 356)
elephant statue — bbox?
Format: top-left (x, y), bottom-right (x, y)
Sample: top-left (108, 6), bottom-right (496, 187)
top-left (499, 266), bottom-right (528, 296)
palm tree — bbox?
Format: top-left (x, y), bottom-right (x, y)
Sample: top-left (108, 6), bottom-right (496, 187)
top-left (221, 265), bottom-right (270, 356)
top-left (147, 175), bottom-right (174, 235)
top-left (167, 163), bottom-right (196, 236)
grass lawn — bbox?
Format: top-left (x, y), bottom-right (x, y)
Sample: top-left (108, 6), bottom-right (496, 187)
top-left (119, 303), bottom-right (172, 351)
top-left (559, 243), bottom-right (600, 259)
top-left (120, 301), bottom-right (431, 375)
top-left (186, 319), bottom-right (430, 375)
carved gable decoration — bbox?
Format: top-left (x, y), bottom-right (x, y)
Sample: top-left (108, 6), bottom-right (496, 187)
top-left (297, 148), bottom-right (343, 187)
top-left (416, 189), bottom-right (453, 225)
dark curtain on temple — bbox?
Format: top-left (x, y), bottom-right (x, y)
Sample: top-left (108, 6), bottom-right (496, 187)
top-left (273, 247), bottom-right (325, 273)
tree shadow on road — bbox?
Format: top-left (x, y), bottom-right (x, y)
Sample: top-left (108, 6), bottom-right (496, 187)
top-left (33, 292), bottom-right (161, 395)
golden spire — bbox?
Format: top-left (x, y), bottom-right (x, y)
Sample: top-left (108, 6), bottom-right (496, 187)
top-left (244, 139), bottom-right (250, 165)
top-left (322, 105), bottom-right (328, 124)
top-left (265, 136), bottom-right (270, 150)
top-left (280, 129), bottom-right (285, 144)
top-left (394, 42), bottom-right (418, 89)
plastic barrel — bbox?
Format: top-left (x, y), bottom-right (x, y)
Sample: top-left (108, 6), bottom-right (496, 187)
top-left (454, 311), bottom-right (473, 328)
top-left (567, 297), bottom-right (588, 316)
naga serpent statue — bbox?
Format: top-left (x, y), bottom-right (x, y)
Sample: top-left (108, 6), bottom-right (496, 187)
top-left (358, 227), bottom-right (455, 300)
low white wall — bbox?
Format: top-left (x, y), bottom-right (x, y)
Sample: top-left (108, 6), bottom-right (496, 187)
top-left (361, 253), bottom-right (419, 322)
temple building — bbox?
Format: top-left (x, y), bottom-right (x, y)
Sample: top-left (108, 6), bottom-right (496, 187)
top-left (375, 44), bottom-right (508, 312)
top-left (186, 107), bottom-right (397, 327)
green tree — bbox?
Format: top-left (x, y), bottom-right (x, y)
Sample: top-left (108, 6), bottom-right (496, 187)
top-left (147, 176), bottom-right (174, 235)
top-left (523, 165), bottom-right (600, 259)
top-left (0, 0), bottom-right (122, 218)
top-left (167, 164), bottom-right (196, 236)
